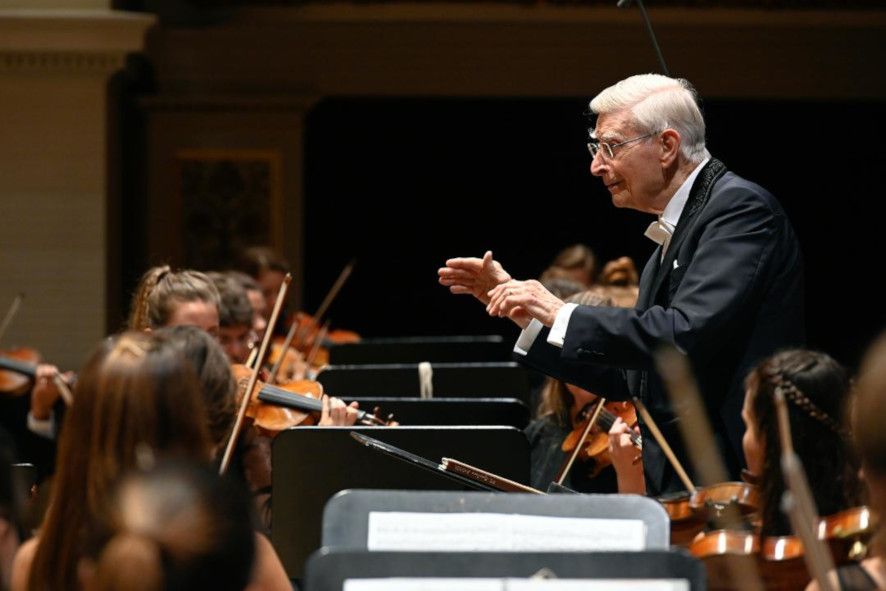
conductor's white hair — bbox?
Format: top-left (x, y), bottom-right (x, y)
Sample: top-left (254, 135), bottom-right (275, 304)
top-left (590, 74), bottom-right (710, 162)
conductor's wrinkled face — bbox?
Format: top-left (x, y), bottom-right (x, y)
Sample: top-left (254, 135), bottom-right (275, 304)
top-left (589, 110), bottom-right (665, 214)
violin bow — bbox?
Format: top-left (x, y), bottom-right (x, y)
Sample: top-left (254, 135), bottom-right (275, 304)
top-left (631, 396), bottom-right (696, 495)
top-left (220, 273), bottom-right (292, 475)
top-left (305, 320), bottom-right (330, 368)
top-left (268, 260), bottom-right (355, 383)
top-left (309, 259), bottom-right (355, 332)
top-left (0, 293), bottom-right (24, 347)
top-left (774, 388), bottom-right (838, 591)
top-left (555, 397), bottom-right (607, 486)
top-left (0, 294), bottom-right (74, 406)
top-left (52, 374), bottom-right (74, 407)
top-left (655, 345), bottom-right (764, 591)
top-left (266, 320), bottom-right (299, 383)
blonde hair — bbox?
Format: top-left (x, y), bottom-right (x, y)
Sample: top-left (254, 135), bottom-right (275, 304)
top-left (128, 266), bottom-right (220, 331)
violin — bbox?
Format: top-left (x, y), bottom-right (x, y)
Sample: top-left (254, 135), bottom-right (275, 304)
top-left (561, 399), bottom-right (640, 476)
top-left (689, 506), bottom-right (876, 591)
top-left (280, 260), bottom-right (359, 373)
top-left (266, 314), bottom-right (359, 383)
top-left (256, 381), bottom-right (392, 427)
top-left (1, 349), bottom-right (74, 405)
top-left (685, 377), bottom-right (877, 590)
top-left (265, 339), bottom-right (308, 383)
top-left (0, 347), bottom-right (41, 395)
top-left (279, 311), bottom-right (359, 373)
top-left (689, 480), bottom-right (760, 523)
top-left (657, 479), bottom-right (760, 548)
top-left (231, 363), bottom-right (393, 437)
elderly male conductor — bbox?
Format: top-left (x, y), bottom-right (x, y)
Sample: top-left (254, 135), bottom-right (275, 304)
top-left (439, 74), bottom-right (804, 495)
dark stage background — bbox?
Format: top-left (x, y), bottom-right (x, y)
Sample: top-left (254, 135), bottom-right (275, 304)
top-left (301, 97), bottom-right (885, 368)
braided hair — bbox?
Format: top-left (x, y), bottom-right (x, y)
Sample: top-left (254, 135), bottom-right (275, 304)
top-left (745, 349), bottom-right (861, 537)
top-left (128, 266), bottom-right (220, 331)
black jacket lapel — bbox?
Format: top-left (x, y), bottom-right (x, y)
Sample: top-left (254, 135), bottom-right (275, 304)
top-left (648, 159), bottom-right (727, 303)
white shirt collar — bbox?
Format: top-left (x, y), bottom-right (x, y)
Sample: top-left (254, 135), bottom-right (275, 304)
top-left (659, 157), bottom-right (710, 231)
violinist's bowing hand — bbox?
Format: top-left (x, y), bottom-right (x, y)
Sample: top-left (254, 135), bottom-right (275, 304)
top-left (438, 251), bottom-right (511, 306)
top-left (486, 279), bottom-right (563, 328)
top-left (319, 395), bottom-right (359, 427)
top-left (31, 364), bottom-right (63, 420)
top-left (608, 417), bottom-right (645, 494)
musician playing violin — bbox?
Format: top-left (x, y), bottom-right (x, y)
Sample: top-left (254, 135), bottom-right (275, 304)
top-left (527, 289), bottom-right (640, 493)
top-left (22, 266), bottom-right (227, 447)
top-left (9, 332), bottom-right (292, 591)
top-left (228, 271), bottom-right (270, 341)
top-left (741, 349), bottom-right (861, 540)
top-left (128, 266), bottom-right (220, 336)
top-left (235, 246), bottom-right (290, 336)
top-left (809, 336), bottom-right (886, 591)
top-left (158, 326), bottom-right (356, 531)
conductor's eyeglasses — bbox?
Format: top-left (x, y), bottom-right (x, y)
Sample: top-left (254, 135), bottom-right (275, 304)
top-left (588, 131), bottom-right (657, 160)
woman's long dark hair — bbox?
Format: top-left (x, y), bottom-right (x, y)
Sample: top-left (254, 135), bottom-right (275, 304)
top-left (27, 332), bottom-right (212, 591)
top-left (745, 349), bottom-right (861, 538)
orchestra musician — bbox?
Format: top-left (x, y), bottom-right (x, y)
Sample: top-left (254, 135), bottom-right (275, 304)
top-left (235, 247), bottom-right (290, 334)
top-left (809, 335), bottom-right (886, 590)
top-left (741, 349), bottom-right (861, 539)
top-left (527, 288), bottom-right (641, 494)
top-left (208, 272), bottom-right (262, 365)
top-left (9, 332), bottom-right (291, 591)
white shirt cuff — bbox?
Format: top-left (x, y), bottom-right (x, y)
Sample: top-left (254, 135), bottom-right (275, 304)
top-left (514, 319), bottom-right (544, 356)
top-left (27, 411), bottom-right (56, 440)
top-left (547, 303), bottom-right (578, 348)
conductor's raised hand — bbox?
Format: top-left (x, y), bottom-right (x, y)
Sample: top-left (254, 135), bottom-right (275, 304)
top-left (438, 250), bottom-right (511, 306)
top-left (486, 279), bottom-right (565, 328)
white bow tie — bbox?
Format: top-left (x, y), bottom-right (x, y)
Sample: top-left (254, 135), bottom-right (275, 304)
top-left (644, 218), bottom-right (675, 246)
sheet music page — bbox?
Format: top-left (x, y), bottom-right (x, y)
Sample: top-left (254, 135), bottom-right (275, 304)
top-left (366, 512), bottom-right (646, 551)
top-left (344, 579), bottom-right (499, 591)
top-left (505, 579), bottom-right (690, 591)
top-left (344, 578), bottom-right (689, 591)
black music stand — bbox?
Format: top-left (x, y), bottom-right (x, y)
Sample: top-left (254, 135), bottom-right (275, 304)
top-left (316, 362), bottom-right (530, 404)
top-left (270, 426), bottom-right (529, 578)
top-left (348, 397), bottom-right (530, 429)
top-left (328, 336), bottom-right (510, 364)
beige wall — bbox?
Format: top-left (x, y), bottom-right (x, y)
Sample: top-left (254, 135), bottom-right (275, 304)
top-left (0, 8), bottom-right (153, 369)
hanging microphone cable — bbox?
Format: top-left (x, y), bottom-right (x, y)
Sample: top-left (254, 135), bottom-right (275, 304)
top-left (617, 0), bottom-right (671, 76)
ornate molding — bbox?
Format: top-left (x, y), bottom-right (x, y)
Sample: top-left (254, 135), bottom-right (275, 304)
top-left (0, 50), bottom-right (124, 74)
top-left (0, 9), bottom-right (155, 74)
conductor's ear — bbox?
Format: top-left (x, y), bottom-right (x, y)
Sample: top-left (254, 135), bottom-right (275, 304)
top-left (659, 129), bottom-right (681, 166)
